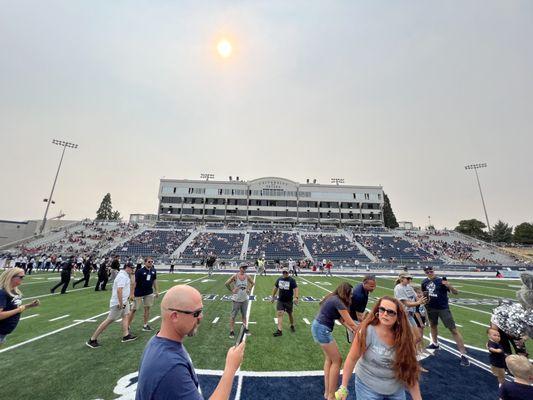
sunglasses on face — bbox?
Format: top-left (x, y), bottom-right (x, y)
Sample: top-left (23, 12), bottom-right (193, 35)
top-left (425, 270), bottom-right (433, 274)
top-left (378, 306), bottom-right (397, 317)
top-left (167, 307), bottom-right (203, 318)
top-left (14, 275), bottom-right (24, 279)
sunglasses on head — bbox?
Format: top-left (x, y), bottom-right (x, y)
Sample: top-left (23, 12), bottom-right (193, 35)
top-left (167, 307), bottom-right (203, 318)
top-left (378, 306), bottom-right (397, 317)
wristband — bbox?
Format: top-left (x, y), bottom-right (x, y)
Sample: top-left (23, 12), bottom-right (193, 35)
top-left (335, 385), bottom-right (348, 400)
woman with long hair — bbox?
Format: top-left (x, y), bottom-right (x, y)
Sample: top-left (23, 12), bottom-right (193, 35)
top-left (0, 267), bottom-right (39, 346)
top-left (336, 296), bottom-right (422, 400)
top-left (312, 282), bottom-right (358, 400)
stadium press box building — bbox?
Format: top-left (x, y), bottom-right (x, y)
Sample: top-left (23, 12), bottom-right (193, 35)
top-left (158, 177), bottom-right (384, 226)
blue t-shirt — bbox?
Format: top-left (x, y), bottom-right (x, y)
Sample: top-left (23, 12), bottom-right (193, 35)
top-left (499, 381), bottom-right (533, 400)
top-left (487, 340), bottom-right (506, 368)
top-left (136, 336), bottom-right (202, 400)
top-left (421, 277), bottom-right (450, 310)
top-left (349, 283), bottom-right (369, 319)
top-left (134, 267), bottom-right (157, 297)
top-left (316, 296), bottom-right (347, 330)
top-left (0, 289), bottom-right (22, 335)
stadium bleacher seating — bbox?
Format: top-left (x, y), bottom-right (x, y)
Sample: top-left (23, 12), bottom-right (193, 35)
top-left (181, 232), bottom-right (244, 260)
top-left (113, 229), bottom-right (190, 260)
top-left (303, 234), bottom-right (369, 261)
top-left (247, 231), bottom-right (304, 260)
top-left (355, 235), bottom-right (438, 263)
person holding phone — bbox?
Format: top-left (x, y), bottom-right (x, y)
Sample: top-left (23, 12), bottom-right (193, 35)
top-left (136, 285), bottom-right (245, 400)
top-left (421, 266), bottom-right (469, 366)
top-left (0, 267), bottom-right (40, 345)
top-left (225, 264), bottom-right (254, 339)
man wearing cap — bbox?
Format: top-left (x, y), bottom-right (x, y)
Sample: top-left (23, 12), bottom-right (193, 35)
top-left (421, 266), bottom-right (470, 366)
top-left (394, 272), bottom-right (426, 326)
top-left (271, 268), bottom-right (299, 336)
top-left (225, 265), bottom-right (254, 339)
top-left (86, 263), bottom-right (137, 348)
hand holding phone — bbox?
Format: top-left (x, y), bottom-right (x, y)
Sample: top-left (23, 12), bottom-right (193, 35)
top-left (235, 326), bottom-right (246, 346)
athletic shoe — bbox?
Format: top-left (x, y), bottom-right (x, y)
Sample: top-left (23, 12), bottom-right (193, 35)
top-left (426, 343), bottom-right (440, 350)
top-left (86, 339), bottom-right (100, 349)
top-left (121, 334), bottom-right (138, 343)
top-left (273, 330), bottom-right (283, 337)
top-left (290, 325), bottom-right (295, 333)
top-left (460, 355), bottom-right (470, 366)
top-left (229, 331), bottom-right (235, 339)
top-left (142, 325), bottom-right (153, 331)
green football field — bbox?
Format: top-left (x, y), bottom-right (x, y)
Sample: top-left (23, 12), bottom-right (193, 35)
top-left (0, 271), bottom-right (530, 400)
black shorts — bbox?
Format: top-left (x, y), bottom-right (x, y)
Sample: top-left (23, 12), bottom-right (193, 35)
top-left (427, 308), bottom-right (456, 330)
top-left (277, 300), bottom-right (293, 314)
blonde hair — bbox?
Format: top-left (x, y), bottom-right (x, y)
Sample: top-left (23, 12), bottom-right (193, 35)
top-left (506, 355), bottom-right (533, 381)
top-left (0, 267), bottom-right (24, 297)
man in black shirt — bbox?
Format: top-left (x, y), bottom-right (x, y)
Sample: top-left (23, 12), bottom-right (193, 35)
top-left (128, 257), bottom-right (159, 332)
top-left (50, 257), bottom-right (76, 294)
top-left (73, 256), bottom-right (93, 288)
top-left (206, 253), bottom-right (217, 277)
top-left (95, 258), bottom-right (109, 291)
top-left (271, 268), bottom-right (299, 336)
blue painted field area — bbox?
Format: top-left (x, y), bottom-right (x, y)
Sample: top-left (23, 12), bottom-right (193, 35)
top-left (109, 339), bottom-right (500, 400)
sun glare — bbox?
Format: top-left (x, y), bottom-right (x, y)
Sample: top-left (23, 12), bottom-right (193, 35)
top-left (217, 39), bottom-right (233, 58)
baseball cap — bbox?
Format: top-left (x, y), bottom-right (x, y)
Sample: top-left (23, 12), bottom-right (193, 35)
top-left (281, 267), bottom-right (289, 273)
top-left (399, 272), bottom-right (413, 279)
top-left (239, 264), bottom-right (248, 269)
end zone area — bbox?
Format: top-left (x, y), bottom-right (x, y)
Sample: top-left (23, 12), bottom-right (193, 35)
top-left (0, 271), bottom-right (528, 399)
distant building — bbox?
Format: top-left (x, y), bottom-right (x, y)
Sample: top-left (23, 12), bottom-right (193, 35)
top-left (158, 177), bottom-right (384, 226)
top-left (398, 221), bottom-right (414, 230)
top-left (129, 214), bottom-right (158, 223)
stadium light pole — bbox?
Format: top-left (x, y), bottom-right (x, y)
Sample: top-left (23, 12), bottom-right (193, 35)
top-left (464, 163), bottom-right (491, 234)
top-left (39, 140), bottom-right (78, 235)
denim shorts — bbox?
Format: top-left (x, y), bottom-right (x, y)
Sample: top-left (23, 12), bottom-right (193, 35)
top-left (311, 319), bottom-right (333, 344)
top-left (355, 375), bottom-right (406, 400)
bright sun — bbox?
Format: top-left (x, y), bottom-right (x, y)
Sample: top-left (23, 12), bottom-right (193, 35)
top-left (217, 39), bottom-right (233, 58)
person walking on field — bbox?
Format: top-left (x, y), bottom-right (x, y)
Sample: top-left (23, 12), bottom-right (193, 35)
top-left (225, 265), bottom-right (254, 339)
top-left (129, 257), bottom-right (159, 332)
top-left (271, 268), bottom-right (299, 336)
top-left (86, 263), bottom-right (137, 348)
top-left (50, 257), bottom-right (76, 294)
top-left (421, 266), bottom-right (470, 366)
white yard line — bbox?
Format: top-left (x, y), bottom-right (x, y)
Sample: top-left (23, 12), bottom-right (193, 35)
top-left (469, 320), bottom-right (489, 328)
top-left (0, 311), bottom-right (110, 354)
top-left (25, 286), bottom-right (93, 300)
top-left (303, 318), bottom-right (311, 325)
top-left (49, 314), bottom-right (70, 322)
top-left (234, 274), bottom-right (257, 400)
top-left (73, 319), bottom-right (97, 323)
top-left (212, 317), bottom-right (220, 324)
top-left (274, 318), bottom-right (278, 324)
top-left (20, 314), bottom-right (39, 320)
top-left (149, 316), bottom-right (160, 323)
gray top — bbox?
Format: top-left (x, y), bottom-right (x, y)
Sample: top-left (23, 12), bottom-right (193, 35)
top-left (232, 274), bottom-right (249, 302)
top-left (355, 325), bottom-right (403, 395)
top-left (394, 283), bottom-right (417, 314)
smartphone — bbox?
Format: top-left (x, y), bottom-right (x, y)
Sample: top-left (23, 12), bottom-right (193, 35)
top-left (423, 290), bottom-right (429, 298)
top-left (235, 326), bottom-right (246, 346)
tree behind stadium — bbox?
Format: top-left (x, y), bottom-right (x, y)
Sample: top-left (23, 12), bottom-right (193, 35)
top-left (491, 220), bottom-right (513, 243)
top-left (96, 193), bottom-right (121, 221)
top-left (455, 219), bottom-right (489, 240)
top-left (383, 193), bottom-right (399, 228)
top-left (513, 222), bottom-right (533, 244)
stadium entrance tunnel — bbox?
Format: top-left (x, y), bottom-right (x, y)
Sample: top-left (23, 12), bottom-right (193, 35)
top-left (106, 340), bottom-right (499, 400)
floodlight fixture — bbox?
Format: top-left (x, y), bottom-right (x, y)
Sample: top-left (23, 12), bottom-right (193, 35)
top-left (464, 162), bottom-right (491, 234)
top-left (39, 140), bottom-right (79, 234)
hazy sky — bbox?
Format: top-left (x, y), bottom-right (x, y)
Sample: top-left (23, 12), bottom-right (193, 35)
top-left (1, 1), bottom-right (532, 229)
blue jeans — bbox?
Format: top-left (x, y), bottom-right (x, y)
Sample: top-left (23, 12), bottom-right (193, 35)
top-left (354, 375), bottom-right (406, 400)
top-left (311, 319), bottom-right (333, 344)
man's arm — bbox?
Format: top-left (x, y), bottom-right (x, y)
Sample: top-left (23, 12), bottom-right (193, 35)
top-left (247, 275), bottom-right (255, 288)
top-left (271, 287), bottom-right (278, 301)
top-left (117, 287), bottom-right (124, 308)
top-left (209, 342), bottom-right (245, 400)
top-left (293, 287), bottom-right (299, 305)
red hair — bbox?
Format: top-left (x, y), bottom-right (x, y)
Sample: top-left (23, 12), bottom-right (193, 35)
top-left (357, 296), bottom-right (420, 387)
